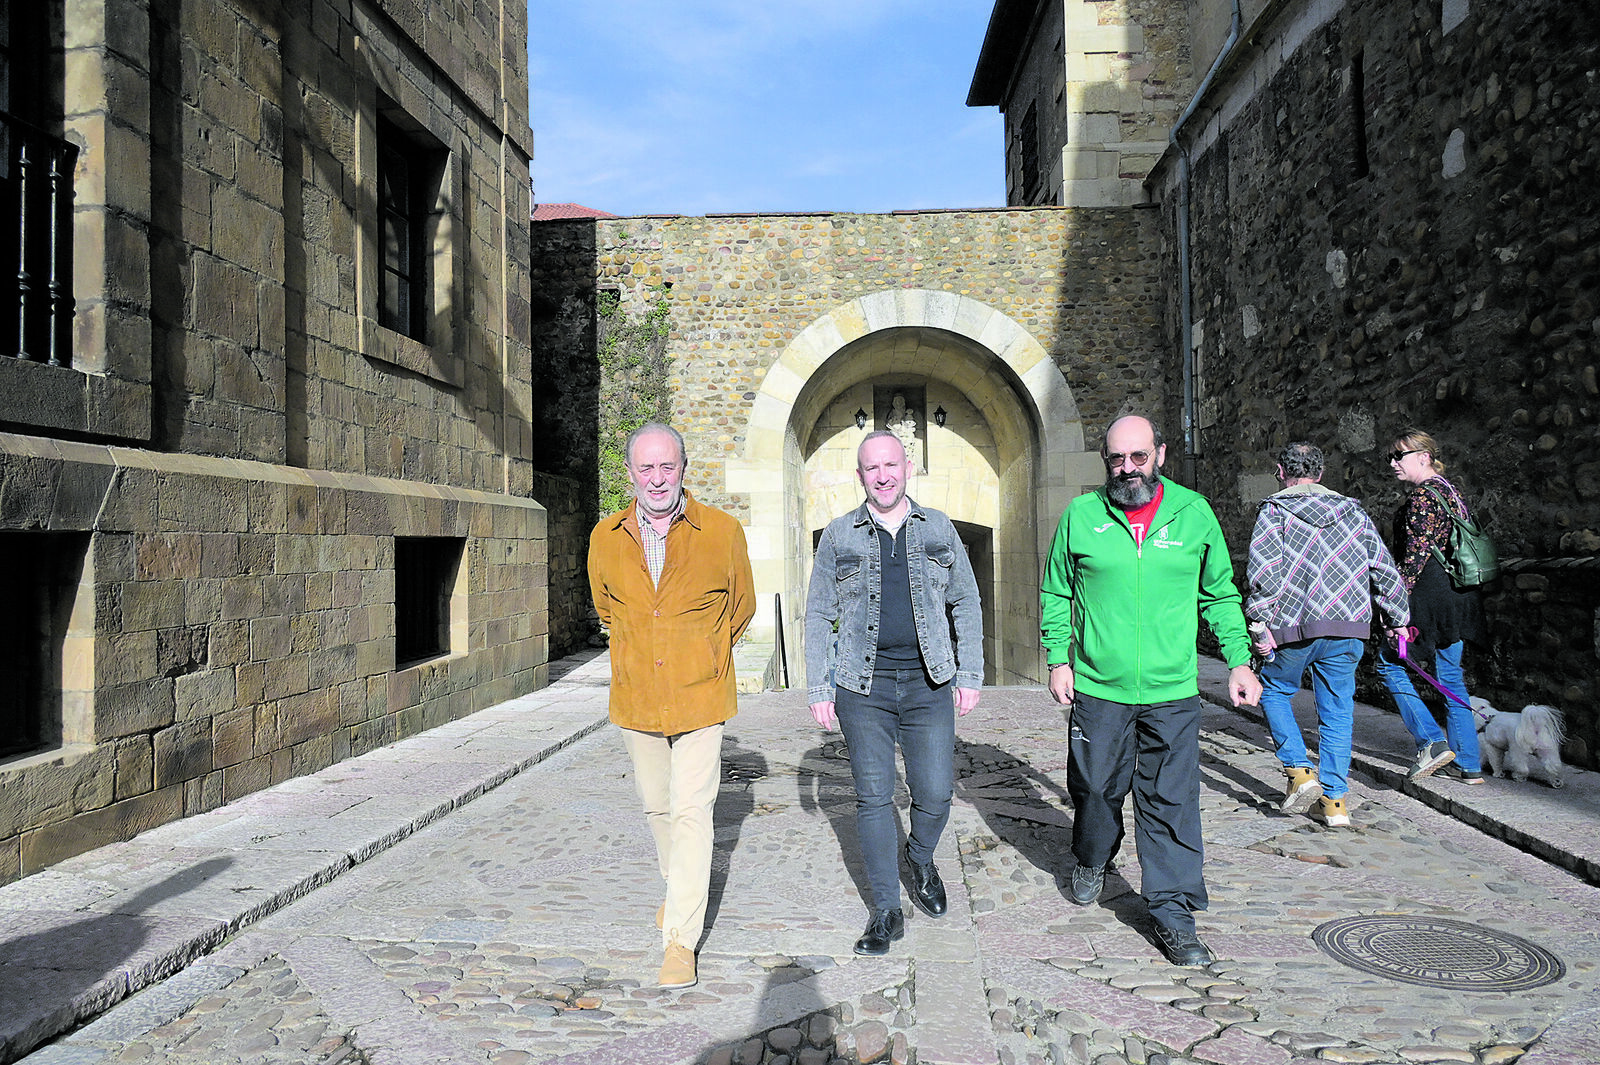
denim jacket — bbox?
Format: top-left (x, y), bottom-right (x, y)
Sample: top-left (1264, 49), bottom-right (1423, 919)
top-left (804, 499), bottom-right (984, 701)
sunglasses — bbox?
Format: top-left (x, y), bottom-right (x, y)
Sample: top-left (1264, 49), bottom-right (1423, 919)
top-left (1388, 448), bottom-right (1424, 463)
top-left (1104, 450), bottom-right (1154, 469)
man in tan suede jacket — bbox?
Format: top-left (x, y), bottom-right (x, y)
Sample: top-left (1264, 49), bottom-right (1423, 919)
top-left (587, 423), bottom-right (755, 990)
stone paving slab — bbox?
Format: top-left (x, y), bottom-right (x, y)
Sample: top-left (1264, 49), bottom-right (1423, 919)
top-left (7, 652), bottom-right (1600, 1065)
top-left (1197, 657), bottom-right (1600, 884)
top-left (0, 652), bottom-right (614, 1063)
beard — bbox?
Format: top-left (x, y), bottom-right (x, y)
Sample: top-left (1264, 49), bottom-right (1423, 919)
top-left (1106, 468), bottom-right (1161, 508)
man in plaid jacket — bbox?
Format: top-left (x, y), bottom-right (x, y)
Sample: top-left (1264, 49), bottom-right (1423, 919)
top-left (1245, 442), bottom-right (1410, 827)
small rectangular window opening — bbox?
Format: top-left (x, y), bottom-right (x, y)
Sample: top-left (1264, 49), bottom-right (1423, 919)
top-left (0, 531), bottom-right (89, 760)
top-left (1350, 50), bottom-right (1370, 180)
top-left (394, 536), bottom-right (464, 667)
top-left (1020, 101), bottom-right (1041, 204)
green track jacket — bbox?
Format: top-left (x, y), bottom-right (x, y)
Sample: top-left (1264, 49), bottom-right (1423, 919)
top-left (1040, 479), bottom-right (1253, 703)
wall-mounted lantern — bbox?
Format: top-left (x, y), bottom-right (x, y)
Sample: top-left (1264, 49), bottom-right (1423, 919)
top-left (855, 408), bottom-right (868, 430)
top-left (933, 405), bottom-right (947, 428)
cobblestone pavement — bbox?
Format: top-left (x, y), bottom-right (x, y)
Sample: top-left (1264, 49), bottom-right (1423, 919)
top-left (11, 656), bottom-right (1600, 1065)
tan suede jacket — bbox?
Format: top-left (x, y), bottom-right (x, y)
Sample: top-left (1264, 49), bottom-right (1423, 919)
top-left (587, 492), bottom-right (756, 734)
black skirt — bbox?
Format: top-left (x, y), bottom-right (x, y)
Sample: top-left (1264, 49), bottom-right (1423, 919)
top-left (1408, 556), bottom-right (1485, 650)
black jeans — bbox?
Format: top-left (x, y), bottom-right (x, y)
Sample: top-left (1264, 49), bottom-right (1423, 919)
top-left (835, 669), bottom-right (954, 912)
top-left (1067, 691), bottom-right (1206, 931)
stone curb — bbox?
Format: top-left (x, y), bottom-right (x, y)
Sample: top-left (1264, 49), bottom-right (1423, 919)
top-left (1195, 657), bottom-right (1600, 886)
top-left (0, 652), bottom-right (614, 1064)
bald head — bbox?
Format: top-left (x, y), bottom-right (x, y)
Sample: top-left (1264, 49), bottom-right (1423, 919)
top-left (1102, 415), bottom-right (1166, 508)
top-left (857, 431), bottom-right (910, 519)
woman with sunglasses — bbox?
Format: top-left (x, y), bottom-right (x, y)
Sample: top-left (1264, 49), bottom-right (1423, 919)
top-left (1374, 429), bottom-right (1485, 784)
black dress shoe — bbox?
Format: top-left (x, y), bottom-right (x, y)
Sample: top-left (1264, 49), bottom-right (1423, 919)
top-left (853, 907), bottom-right (905, 955)
top-left (1153, 923), bottom-right (1213, 966)
top-left (906, 847), bottom-right (947, 916)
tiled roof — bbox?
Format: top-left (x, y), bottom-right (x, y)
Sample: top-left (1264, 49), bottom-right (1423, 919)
top-left (532, 202), bottom-right (620, 220)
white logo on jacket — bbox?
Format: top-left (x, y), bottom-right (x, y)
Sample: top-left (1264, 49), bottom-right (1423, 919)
top-left (1149, 524), bottom-right (1184, 549)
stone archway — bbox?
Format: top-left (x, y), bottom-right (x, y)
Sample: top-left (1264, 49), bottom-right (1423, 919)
top-left (725, 290), bottom-right (1104, 687)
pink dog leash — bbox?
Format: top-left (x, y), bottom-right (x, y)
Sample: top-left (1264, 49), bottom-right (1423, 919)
top-left (1395, 629), bottom-right (1487, 725)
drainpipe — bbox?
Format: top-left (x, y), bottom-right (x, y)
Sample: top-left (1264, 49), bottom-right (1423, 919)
top-left (1172, 0), bottom-right (1242, 474)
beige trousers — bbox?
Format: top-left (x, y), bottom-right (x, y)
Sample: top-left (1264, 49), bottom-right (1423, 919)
top-left (620, 723), bottom-right (723, 950)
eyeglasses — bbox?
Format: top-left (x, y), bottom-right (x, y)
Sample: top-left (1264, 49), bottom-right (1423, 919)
top-left (1104, 450), bottom-right (1153, 469)
top-left (1388, 448), bottom-right (1424, 463)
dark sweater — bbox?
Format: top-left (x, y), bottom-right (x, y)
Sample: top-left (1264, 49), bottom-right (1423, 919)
top-left (874, 522), bottom-right (920, 669)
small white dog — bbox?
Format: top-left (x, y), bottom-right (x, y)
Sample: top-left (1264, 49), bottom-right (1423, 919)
top-left (1473, 697), bottom-right (1567, 788)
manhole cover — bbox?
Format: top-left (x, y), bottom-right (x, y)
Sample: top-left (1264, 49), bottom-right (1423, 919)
top-left (1312, 915), bottom-right (1565, 991)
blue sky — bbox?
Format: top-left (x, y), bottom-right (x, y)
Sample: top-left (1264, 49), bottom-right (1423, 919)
top-left (528, 1), bottom-right (1005, 217)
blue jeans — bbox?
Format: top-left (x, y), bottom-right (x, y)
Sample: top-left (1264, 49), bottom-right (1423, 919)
top-left (1259, 637), bottom-right (1363, 799)
top-left (835, 669), bottom-right (954, 911)
top-left (1375, 639), bottom-right (1481, 773)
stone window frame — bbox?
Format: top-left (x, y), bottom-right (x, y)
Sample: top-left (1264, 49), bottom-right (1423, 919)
top-left (0, 0), bottom-right (153, 442)
top-left (353, 65), bottom-right (465, 389)
top-left (0, 529), bottom-right (95, 771)
top-left (393, 534), bottom-right (469, 670)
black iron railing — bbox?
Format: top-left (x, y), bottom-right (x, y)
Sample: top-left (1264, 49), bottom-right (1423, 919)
top-left (1, 111), bottom-right (76, 368)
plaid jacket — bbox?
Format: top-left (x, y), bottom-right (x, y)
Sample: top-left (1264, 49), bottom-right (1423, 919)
top-left (1245, 483), bottom-right (1410, 644)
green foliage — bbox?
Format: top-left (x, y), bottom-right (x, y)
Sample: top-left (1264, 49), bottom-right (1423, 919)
top-left (597, 285), bottom-right (674, 515)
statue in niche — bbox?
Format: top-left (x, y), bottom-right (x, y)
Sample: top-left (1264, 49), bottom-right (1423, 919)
top-left (888, 392), bottom-right (923, 472)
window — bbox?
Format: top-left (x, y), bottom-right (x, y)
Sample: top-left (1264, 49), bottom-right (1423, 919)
top-left (394, 537), bottom-right (465, 667)
top-left (1350, 51), bottom-right (1370, 180)
top-left (2, 1), bottom-right (73, 368)
top-left (377, 112), bottom-right (447, 343)
top-left (1019, 102), bottom-right (1040, 204)
top-left (0, 532), bottom-right (89, 760)
top-left (358, 92), bottom-right (460, 385)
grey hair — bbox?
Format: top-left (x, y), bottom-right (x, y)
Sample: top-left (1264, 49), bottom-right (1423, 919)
top-left (1277, 441), bottom-right (1325, 480)
top-left (625, 422), bottom-right (687, 468)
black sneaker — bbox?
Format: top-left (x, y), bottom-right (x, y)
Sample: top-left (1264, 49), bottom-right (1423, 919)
top-left (1438, 762), bottom-right (1485, 784)
top-left (1068, 864), bottom-right (1104, 905)
top-left (1153, 923), bottom-right (1214, 966)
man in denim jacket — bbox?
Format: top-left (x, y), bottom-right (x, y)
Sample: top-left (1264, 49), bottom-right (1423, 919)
top-left (805, 431), bottom-right (984, 956)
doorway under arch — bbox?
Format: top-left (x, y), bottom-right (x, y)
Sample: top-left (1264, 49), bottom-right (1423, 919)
top-left (725, 290), bottom-right (1105, 688)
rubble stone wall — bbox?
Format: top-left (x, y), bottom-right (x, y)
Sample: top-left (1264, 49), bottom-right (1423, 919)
top-left (1151, 0), bottom-right (1600, 763)
top-left (531, 207), bottom-right (1168, 522)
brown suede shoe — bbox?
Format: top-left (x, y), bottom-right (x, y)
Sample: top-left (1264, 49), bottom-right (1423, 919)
top-left (659, 942), bottom-right (696, 989)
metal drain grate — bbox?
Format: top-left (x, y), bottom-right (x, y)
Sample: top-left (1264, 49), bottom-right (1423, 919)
top-left (1313, 915), bottom-right (1565, 991)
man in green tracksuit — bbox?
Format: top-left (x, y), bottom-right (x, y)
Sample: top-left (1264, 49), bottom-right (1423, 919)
top-left (1041, 415), bottom-right (1261, 966)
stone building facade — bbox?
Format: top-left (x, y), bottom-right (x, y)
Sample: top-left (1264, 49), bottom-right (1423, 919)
top-left (0, 0), bottom-right (548, 882)
top-left (1138, 0), bottom-right (1600, 765)
top-left (968, 0), bottom-right (1196, 207)
top-left (530, 209), bottom-right (1167, 688)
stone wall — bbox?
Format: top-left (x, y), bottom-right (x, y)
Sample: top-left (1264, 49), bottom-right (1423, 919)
top-left (529, 470), bottom-right (595, 658)
top-left (0, 0), bottom-right (544, 882)
top-left (1150, 0), bottom-right (1600, 764)
top-left (532, 208), bottom-right (1168, 521)
top-left (528, 220), bottom-right (602, 505)
top-left (971, 0), bottom-right (1194, 207)
top-left (0, 437), bottom-right (548, 882)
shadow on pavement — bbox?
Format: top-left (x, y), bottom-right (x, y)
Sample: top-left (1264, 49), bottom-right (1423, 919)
top-left (705, 733), bottom-right (768, 944)
top-left (796, 740), bottom-right (875, 912)
top-left (956, 738), bottom-right (1077, 890)
top-left (0, 856), bottom-right (235, 1062)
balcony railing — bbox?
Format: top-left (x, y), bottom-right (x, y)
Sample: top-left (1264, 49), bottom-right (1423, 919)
top-left (1, 111), bottom-right (76, 368)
